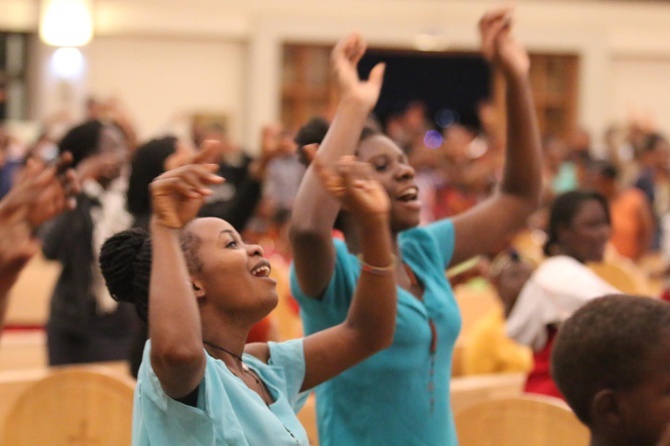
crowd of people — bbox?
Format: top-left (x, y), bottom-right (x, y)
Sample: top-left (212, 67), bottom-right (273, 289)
top-left (1, 6), bottom-right (670, 446)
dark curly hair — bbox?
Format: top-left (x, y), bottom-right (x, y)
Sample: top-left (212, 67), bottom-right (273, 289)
top-left (99, 226), bottom-right (203, 323)
top-left (551, 294), bottom-right (670, 425)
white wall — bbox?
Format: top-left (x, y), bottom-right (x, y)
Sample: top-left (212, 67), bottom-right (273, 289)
top-left (611, 57), bottom-right (670, 134)
top-left (4, 0), bottom-right (670, 148)
top-left (85, 36), bottom-right (247, 143)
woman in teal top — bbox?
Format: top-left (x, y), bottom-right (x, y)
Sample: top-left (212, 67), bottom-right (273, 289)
top-left (99, 143), bottom-right (398, 445)
top-left (289, 9), bottom-right (542, 446)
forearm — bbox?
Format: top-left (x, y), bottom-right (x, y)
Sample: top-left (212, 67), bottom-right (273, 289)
top-left (149, 220), bottom-right (204, 394)
top-left (499, 72), bottom-right (542, 210)
top-left (291, 98), bottom-right (371, 234)
top-left (344, 214), bottom-right (396, 351)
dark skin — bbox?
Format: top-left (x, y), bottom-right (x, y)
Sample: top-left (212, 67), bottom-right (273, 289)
top-left (0, 153), bottom-right (79, 334)
top-left (590, 332), bottom-right (670, 446)
top-left (290, 9), bottom-right (542, 302)
top-left (147, 142), bottom-right (397, 404)
top-left (555, 200), bottom-right (611, 264)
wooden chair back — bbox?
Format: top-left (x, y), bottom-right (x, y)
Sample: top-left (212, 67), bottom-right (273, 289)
top-left (3, 365), bottom-right (135, 446)
top-left (455, 394), bottom-right (589, 446)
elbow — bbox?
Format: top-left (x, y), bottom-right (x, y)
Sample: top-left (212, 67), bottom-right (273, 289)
top-left (150, 341), bottom-right (203, 370)
top-left (349, 322), bottom-right (396, 356)
top-left (288, 224), bottom-right (327, 248)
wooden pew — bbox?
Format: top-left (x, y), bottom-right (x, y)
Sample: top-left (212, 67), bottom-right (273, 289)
top-left (0, 361), bottom-right (131, 443)
top-left (450, 372), bottom-right (526, 415)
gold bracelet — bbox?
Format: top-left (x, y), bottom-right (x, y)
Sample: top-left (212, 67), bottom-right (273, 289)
top-left (357, 254), bottom-right (396, 275)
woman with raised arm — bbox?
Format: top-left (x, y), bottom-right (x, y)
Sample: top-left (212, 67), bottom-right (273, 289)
top-left (99, 145), bottom-right (396, 445)
top-left (289, 8), bottom-right (542, 445)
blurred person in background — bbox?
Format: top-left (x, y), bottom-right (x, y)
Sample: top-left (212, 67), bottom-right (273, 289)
top-left (40, 119), bottom-right (138, 366)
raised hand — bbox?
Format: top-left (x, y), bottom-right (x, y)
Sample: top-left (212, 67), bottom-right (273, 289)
top-left (150, 159), bottom-right (224, 229)
top-left (313, 155), bottom-right (389, 218)
top-left (1, 152), bottom-right (79, 230)
top-left (331, 33), bottom-right (385, 109)
top-left (0, 152), bottom-right (79, 275)
top-left (479, 8), bottom-right (530, 78)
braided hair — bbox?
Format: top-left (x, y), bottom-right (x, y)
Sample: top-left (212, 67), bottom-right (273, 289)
top-left (100, 228), bottom-right (152, 322)
top-left (100, 226), bottom-right (205, 323)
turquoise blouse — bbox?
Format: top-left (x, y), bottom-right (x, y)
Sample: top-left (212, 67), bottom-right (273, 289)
top-left (290, 219), bottom-right (462, 446)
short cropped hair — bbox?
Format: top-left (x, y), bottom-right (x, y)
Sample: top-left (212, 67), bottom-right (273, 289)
top-left (551, 295), bottom-right (670, 425)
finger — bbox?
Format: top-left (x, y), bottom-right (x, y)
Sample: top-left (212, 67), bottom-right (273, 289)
top-left (479, 7), bottom-right (513, 31)
top-left (191, 139), bottom-right (221, 164)
top-left (313, 156), bottom-right (345, 197)
top-left (331, 34), bottom-right (352, 63)
top-left (350, 34), bottom-right (366, 65)
top-left (179, 169), bottom-right (214, 195)
top-left (54, 151), bottom-right (73, 176)
top-left (368, 62), bottom-right (386, 88)
top-left (153, 177), bottom-right (202, 199)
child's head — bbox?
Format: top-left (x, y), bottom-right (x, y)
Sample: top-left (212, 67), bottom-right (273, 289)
top-left (551, 295), bottom-right (670, 446)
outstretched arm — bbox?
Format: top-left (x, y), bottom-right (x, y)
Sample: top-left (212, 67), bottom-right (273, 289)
top-left (289, 33), bottom-right (385, 298)
top-left (147, 143), bottom-right (225, 399)
top-left (0, 153), bottom-right (79, 333)
top-left (297, 156), bottom-right (396, 391)
top-left (450, 9), bottom-right (542, 265)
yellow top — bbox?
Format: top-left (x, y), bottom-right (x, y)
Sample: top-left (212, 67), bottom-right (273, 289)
top-left (462, 307), bottom-right (532, 375)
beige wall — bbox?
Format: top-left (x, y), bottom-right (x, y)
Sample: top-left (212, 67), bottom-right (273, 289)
top-left (3, 0), bottom-right (670, 149)
top-left (86, 37), bottom-right (246, 142)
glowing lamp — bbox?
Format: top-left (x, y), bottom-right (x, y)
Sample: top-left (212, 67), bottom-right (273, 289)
top-left (40, 0), bottom-right (93, 47)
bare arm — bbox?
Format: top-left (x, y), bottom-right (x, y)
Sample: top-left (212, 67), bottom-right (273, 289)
top-left (298, 157), bottom-right (396, 391)
top-left (451, 9), bottom-right (542, 265)
top-left (147, 145), bottom-right (225, 399)
top-left (289, 34), bottom-right (385, 298)
top-left (0, 153), bottom-right (79, 333)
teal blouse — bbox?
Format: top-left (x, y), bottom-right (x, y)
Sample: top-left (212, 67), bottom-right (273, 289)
top-left (133, 339), bottom-right (309, 445)
top-left (290, 219), bottom-right (462, 446)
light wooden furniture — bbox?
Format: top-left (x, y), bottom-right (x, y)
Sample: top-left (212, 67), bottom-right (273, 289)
top-left (450, 372), bottom-right (525, 415)
top-left (455, 394), bottom-right (589, 446)
top-left (589, 258), bottom-right (652, 296)
top-left (4, 254), bottom-right (60, 327)
top-left (2, 365), bottom-right (135, 446)
top-left (453, 283), bottom-right (499, 341)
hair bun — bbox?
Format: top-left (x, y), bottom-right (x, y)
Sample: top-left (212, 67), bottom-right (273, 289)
top-left (100, 228), bottom-right (150, 305)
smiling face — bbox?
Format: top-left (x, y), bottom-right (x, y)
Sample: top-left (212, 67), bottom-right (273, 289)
top-left (184, 218), bottom-right (278, 320)
top-left (557, 199), bottom-right (611, 263)
top-left (356, 134), bottom-right (421, 233)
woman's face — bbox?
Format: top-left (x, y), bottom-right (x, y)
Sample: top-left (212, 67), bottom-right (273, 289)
top-left (356, 135), bottom-right (421, 232)
top-left (558, 199), bottom-right (611, 263)
top-left (186, 218), bottom-right (278, 318)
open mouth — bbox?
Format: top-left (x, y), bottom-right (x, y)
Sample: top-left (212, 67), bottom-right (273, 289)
top-left (250, 261), bottom-right (272, 278)
top-left (396, 186), bottom-right (419, 202)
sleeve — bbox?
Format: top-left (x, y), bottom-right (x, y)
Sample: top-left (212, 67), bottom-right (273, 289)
top-left (289, 238), bottom-right (358, 324)
top-left (38, 209), bottom-right (77, 260)
top-left (417, 218), bottom-right (456, 269)
top-left (136, 342), bottom-right (215, 443)
top-left (267, 338), bottom-right (309, 412)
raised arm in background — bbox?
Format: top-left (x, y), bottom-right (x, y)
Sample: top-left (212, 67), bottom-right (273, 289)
top-left (450, 8), bottom-right (543, 265)
top-left (0, 154), bottom-right (78, 333)
top-left (289, 34), bottom-right (385, 298)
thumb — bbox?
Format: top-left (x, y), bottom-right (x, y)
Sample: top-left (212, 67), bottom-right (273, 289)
top-left (368, 63), bottom-right (386, 88)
